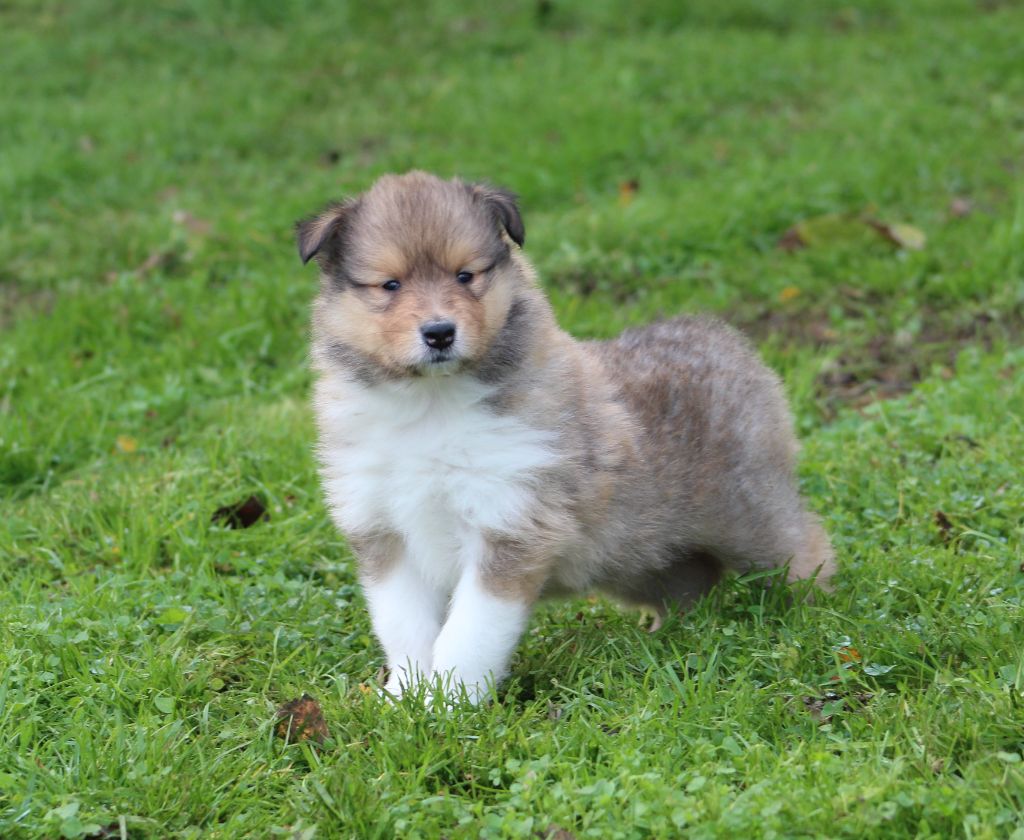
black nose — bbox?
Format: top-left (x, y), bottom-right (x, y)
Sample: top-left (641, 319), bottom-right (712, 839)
top-left (420, 320), bottom-right (456, 350)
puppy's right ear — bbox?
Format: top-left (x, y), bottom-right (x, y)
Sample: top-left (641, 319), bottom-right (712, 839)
top-left (469, 183), bottom-right (525, 247)
top-left (296, 200), bottom-right (358, 265)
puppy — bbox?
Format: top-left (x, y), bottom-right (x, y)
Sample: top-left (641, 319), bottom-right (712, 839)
top-left (298, 171), bottom-right (835, 703)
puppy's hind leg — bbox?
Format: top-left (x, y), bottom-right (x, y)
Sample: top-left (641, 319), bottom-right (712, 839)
top-left (612, 548), bottom-right (725, 629)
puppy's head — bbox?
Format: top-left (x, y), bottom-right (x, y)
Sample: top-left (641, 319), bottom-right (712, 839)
top-left (300, 171), bottom-right (529, 381)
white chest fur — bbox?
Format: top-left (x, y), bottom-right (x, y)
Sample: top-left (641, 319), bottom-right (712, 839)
top-left (316, 375), bottom-right (556, 590)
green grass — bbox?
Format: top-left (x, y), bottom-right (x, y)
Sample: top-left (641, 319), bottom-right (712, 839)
top-left (2, 1), bottom-right (1023, 837)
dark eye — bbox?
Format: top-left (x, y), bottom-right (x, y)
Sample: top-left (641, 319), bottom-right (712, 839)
top-left (456, 271), bottom-right (474, 284)
top-left (381, 279), bottom-right (401, 291)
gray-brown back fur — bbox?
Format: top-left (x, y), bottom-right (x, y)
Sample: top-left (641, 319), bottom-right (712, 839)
top-left (471, 311), bottom-right (835, 609)
top-left (582, 317), bottom-right (833, 604)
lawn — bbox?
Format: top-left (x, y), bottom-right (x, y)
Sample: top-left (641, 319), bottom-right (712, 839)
top-left (1, 0), bottom-right (1023, 837)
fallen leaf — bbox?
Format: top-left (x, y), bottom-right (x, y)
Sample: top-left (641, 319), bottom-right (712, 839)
top-left (618, 179), bottom-right (639, 207)
top-left (866, 219), bottom-right (927, 250)
top-left (133, 249), bottom-right (181, 277)
top-left (797, 691), bottom-right (873, 723)
top-left (319, 148), bottom-right (342, 166)
top-left (777, 226), bottom-right (806, 252)
top-left (808, 322), bottom-right (839, 343)
top-left (276, 694), bottom-right (329, 745)
top-left (779, 213), bottom-right (926, 253)
top-left (212, 495), bottom-right (268, 529)
top-left (837, 646), bottom-right (861, 663)
top-left (948, 197), bottom-right (973, 218)
top-left (789, 213), bottom-right (878, 250)
top-left (779, 285), bottom-right (801, 302)
top-left (172, 209), bottom-right (212, 236)
top-left (934, 510), bottom-right (954, 542)
top-left (115, 435), bottom-right (138, 454)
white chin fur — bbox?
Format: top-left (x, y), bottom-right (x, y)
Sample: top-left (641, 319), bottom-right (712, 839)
top-left (414, 357), bottom-right (463, 377)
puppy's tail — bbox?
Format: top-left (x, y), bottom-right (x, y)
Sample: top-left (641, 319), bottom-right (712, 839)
top-left (787, 513), bottom-right (836, 591)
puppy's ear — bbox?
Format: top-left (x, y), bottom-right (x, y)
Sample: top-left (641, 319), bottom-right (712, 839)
top-left (296, 200), bottom-right (359, 265)
top-left (471, 183), bottom-right (525, 247)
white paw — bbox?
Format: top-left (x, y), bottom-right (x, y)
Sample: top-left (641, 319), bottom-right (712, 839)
top-left (379, 666), bottom-right (427, 702)
top-left (425, 671), bottom-right (492, 708)
top-left (382, 674), bottom-right (405, 700)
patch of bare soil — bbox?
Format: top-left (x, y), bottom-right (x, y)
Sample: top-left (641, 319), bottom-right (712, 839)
top-left (0, 277), bottom-right (55, 329)
top-left (734, 296), bottom-right (1023, 419)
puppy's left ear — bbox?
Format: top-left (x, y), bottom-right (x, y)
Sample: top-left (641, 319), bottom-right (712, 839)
top-left (296, 200), bottom-right (358, 265)
top-left (471, 183), bottom-right (525, 247)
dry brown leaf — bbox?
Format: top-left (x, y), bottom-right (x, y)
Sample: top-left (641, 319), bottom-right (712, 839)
top-left (797, 691), bottom-right (873, 723)
top-left (618, 179), bottom-right (639, 207)
top-left (211, 495), bottom-right (268, 529)
top-left (275, 694), bottom-right (329, 745)
top-left (319, 149), bottom-right (342, 167)
top-left (172, 209), bottom-right (212, 236)
top-left (777, 226), bottom-right (807, 252)
top-left (136, 250), bottom-right (175, 275)
top-left (115, 435), bottom-right (138, 454)
top-left (948, 197), bottom-right (973, 218)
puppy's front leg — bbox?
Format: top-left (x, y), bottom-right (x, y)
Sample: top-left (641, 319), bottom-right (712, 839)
top-left (355, 535), bottom-right (446, 698)
top-left (430, 537), bottom-right (544, 704)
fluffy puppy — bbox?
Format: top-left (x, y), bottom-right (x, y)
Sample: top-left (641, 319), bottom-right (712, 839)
top-left (298, 171), bottom-right (835, 703)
